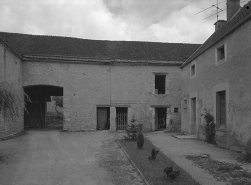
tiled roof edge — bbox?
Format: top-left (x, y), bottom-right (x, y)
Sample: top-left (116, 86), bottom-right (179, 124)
top-left (23, 55), bottom-right (183, 66)
top-left (181, 6), bottom-right (251, 69)
top-left (0, 36), bottom-right (23, 59)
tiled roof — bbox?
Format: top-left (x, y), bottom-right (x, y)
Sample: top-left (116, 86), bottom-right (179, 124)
top-left (0, 32), bottom-right (200, 63)
top-left (181, 1), bottom-right (251, 68)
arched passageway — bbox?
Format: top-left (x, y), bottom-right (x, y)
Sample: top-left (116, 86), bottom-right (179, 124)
top-left (24, 85), bottom-right (63, 129)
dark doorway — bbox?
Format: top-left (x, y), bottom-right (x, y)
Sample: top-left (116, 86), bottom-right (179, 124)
top-left (97, 107), bottom-right (110, 130)
top-left (155, 108), bottom-right (167, 130)
top-left (24, 85), bottom-right (63, 129)
top-left (216, 91), bottom-right (226, 127)
top-left (116, 107), bottom-right (128, 130)
top-left (191, 97), bottom-right (196, 134)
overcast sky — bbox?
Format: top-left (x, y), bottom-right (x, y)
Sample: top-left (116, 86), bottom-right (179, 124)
top-left (0, 0), bottom-right (249, 44)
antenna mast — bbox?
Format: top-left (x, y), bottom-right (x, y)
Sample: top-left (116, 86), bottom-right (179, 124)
top-left (196, 0), bottom-right (225, 20)
top-left (217, 0), bottom-right (219, 22)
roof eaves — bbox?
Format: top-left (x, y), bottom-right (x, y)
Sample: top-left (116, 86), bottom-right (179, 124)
top-left (180, 10), bottom-right (251, 69)
top-left (23, 55), bottom-right (183, 66)
top-left (0, 36), bottom-right (23, 60)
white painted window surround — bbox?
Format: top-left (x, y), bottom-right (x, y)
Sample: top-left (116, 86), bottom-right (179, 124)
top-left (215, 44), bottom-right (227, 66)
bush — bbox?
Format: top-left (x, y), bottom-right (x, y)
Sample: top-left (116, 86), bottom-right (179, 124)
top-left (202, 109), bottom-right (216, 143)
top-left (124, 115), bottom-right (143, 140)
top-left (137, 132), bottom-right (144, 149)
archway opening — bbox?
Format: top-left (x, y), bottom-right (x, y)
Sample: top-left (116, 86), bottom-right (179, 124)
top-left (24, 85), bottom-right (63, 130)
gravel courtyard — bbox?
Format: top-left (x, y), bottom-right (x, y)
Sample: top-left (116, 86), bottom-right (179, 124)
top-left (0, 128), bottom-right (144, 185)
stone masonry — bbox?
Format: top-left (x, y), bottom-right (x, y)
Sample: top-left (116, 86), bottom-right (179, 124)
top-left (0, 43), bottom-right (24, 138)
top-left (23, 61), bottom-right (181, 131)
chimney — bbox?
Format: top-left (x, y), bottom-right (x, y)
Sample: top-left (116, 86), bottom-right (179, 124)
top-left (227, 0), bottom-right (241, 21)
top-left (214, 20), bottom-right (227, 31)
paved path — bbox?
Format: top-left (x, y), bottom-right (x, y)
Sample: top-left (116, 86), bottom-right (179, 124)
top-left (146, 131), bottom-right (251, 185)
top-left (0, 128), bottom-right (144, 185)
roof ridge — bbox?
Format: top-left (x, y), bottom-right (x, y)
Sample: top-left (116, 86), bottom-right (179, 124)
top-left (0, 31), bottom-right (201, 45)
top-left (0, 31), bottom-right (200, 63)
top-left (181, 0), bottom-right (251, 68)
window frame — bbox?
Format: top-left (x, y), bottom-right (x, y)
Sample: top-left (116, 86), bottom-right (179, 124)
top-left (190, 63), bottom-right (196, 79)
top-left (154, 74), bottom-right (166, 95)
top-left (216, 90), bottom-right (226, 127)
top-left (215, 44), bottom-right (227, 65)
top-left (183, 99), bottom-right (188, 109)
top-left (213, 83), bottom-right (229, 131)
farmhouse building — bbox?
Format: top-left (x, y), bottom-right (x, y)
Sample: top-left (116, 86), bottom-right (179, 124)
top-left (180, 0), bottom-right (251, 152)
top-left (0, 31), bottom-right (200, 138)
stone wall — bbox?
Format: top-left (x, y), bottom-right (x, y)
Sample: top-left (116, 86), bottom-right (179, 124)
top-left (0, 42), bottom-right (24, 138)
top-left (23, 61), bottom-right (181, 131)
top-left (181, 20), bottom-right (251, 152)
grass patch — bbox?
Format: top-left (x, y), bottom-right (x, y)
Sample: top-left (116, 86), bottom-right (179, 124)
top-left (186, 155), bottom-right (251, 185)
top-left (118, 138), bottom-right (199, 185)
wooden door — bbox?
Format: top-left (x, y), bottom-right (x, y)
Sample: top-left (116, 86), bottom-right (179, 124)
top-left (97, 108), bottom-right (108, 130)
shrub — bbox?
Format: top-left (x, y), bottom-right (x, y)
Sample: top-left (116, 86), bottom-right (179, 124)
top-left (124, 115), bottom-right (143, 140)
top-left (137, 132), bottom-right (144, 149)
top-left (52, 96), bottom-right (63, 114)
top-left (202, 109), bottom-right (216, 144)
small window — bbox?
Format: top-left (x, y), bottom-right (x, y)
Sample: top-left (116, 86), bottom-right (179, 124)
top-left (190, 64), bottom-right (196, 78)
top-left (216, 90), bottom-right (226, 127)
top-left (174, 108), bottom-right (179, 113)
top-left (155, 75), bottom-right (166, 94)
top-left (184, 99), bottom-right (187, 109)
top-left (217, 45), bottom-right (225, 61)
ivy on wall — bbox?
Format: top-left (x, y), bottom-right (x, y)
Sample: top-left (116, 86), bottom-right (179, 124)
top-left (0, 82), bottom-right (28, 121)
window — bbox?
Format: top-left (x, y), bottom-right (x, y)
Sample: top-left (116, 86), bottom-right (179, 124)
top-left (155, 75), bottom-right (166, 94)
top-left (216, 90), bottom-right (226, 127)
top-left (174, 108), bottom-right (179, 113)
top-left (183, 99), bottom-right (187, 109)
top-left (190, 64), bottom-right (196, 78)
top-left (217, 45), bottom-right (225, 61)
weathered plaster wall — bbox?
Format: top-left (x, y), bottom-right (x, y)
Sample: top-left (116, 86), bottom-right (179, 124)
top-left (181, 20), bottom-right (251, 152)
top-left (23, 61), bottom-right (181, 131)
top-left (0, 43), bottom-right (23, 138)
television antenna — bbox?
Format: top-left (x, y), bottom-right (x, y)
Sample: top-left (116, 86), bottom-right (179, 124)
top-left (195, 0), bottom-right (224, 20)
top-left (196, 0), bottom-right (250, 20)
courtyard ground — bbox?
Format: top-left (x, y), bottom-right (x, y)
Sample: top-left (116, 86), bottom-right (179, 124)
top-left (144, 131), bottom-right (251, 185)
top-left (0, 125), bottom-right (144, 185)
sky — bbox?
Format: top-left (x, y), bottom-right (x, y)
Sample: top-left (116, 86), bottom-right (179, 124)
top-left (0, 0), bottom-right (249, 44)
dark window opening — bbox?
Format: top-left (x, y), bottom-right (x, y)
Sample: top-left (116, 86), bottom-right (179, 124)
top-left (184, 99), bottom-right (188, 109)
top-left (216, 91), bottom-right (226, 127)
top-left (155, 75), bottom-right (166, 94)
top-left (191, 64), bottom-right (195, 77)
top-left (217, 45), bottom-right (225, 61)
top-left (174, 108), bottom-right (179, 113)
